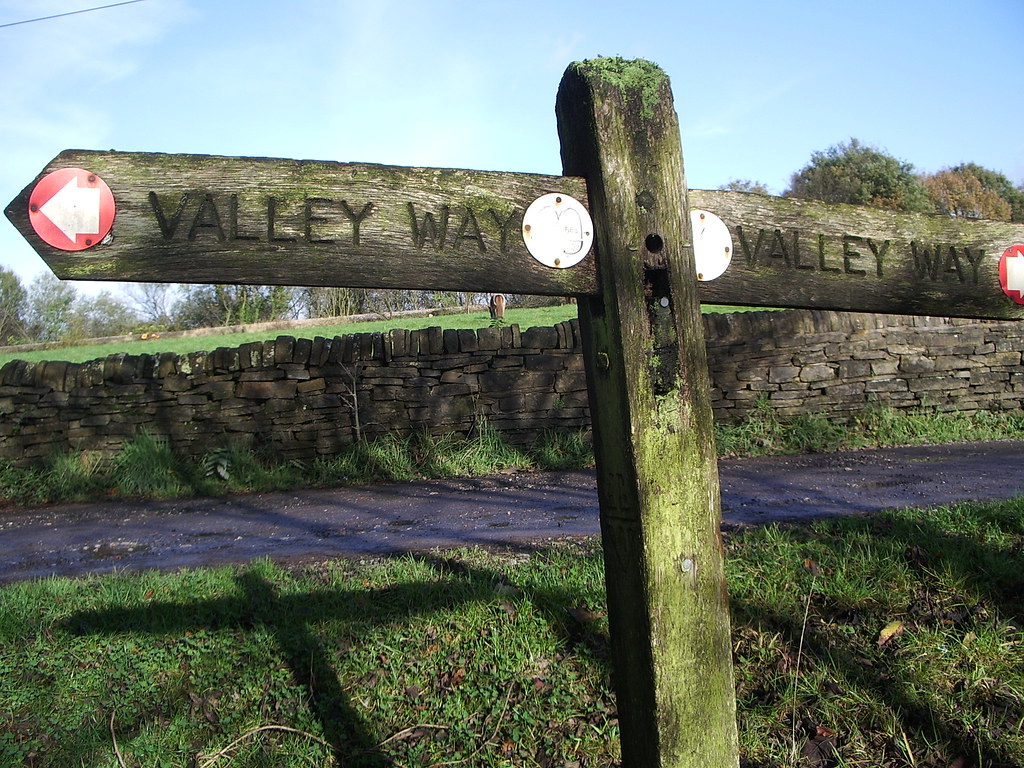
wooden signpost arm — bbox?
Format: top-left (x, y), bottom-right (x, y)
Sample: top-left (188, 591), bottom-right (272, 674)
top-left (556, 58), bottom-right (739, 767)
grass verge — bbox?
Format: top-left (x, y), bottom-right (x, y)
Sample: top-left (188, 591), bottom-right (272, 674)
top-left (0, 425), bottom-right (595, 506)
top-left (715, 400), bottom-right (1024, 457)
top-left (1, 499), bottom-right (1021, 766)
top-left (4, 404), bottom-right (1024, 506)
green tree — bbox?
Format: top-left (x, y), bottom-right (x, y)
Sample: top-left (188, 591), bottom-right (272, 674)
top-left (923, 163), bottom-right (1024, 222)
top-left (70, 291), bottom-right (139, 339)
top-left (922, 167), bottom-right (1011, 221)
top-left (0, 267), bottom-right (27, 343)
top-left (719, 178), bottom-right (771, 195)
top-left (172, 284), bottom-right (301, 329)
top-left (25, 272), bottom-right (76, 342)
top-left (786, 138), bottom-right (932, 213)
top-left (126, 282), bottom-right (179, 328)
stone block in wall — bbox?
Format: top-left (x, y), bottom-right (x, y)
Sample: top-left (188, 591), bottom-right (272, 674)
top-left (553, 370), bottom-right (586, 394)
top-left (362, 399), bottom-right (409, 426)
top-left (274, 336), bottom-right (296, 363)
top-left (525, 354), bottom-right (565, 372)
top-left (837, 359), bottom-right (872, 379)
top-left (434, 382), bottom-right (474, 397)
top-left (211, 347), bottom-right (241, 372)
top-left (236, 342), bottom-right (263, 369)
top-left (969, 369), bottom-right (1010, 386)
top-left (736, 369), bottom-right (767, 383)
top-left (521, 326), bottom-right (558, 349)
top-left (370, 385), bottom-right (402, 401)
top-left (477, 327), bottom-right (502, 351)
top-left (457, 329), bottom-right (478, 352)
top-left (442, 328), bottom-right (460, 354)
top-left (299, 394), bottom-right (342, 410)
top-left (800, 364), bottom-right (835, 383)
top-left (970, 350), bottom-right (1021, 367)
top-left (297, 378), bottom-right (326, 394)
top-left (293, 337), bottom-right (312, 365)
top-left (898, 356), bottom-right (937, 374)
top-left (864, 379), bottom-right (909, 393)
top-left (869, 359), bottom-right (899, 376)
top-left (793, 349), bottom-right (827, 366)
top-left (931, 355), bottom-right (984, 372)
top-left (236, 380), bottom-right (298, 400)
top-left (820, 382), bottom-right (866, 399)
top-left (489, 355), bottom-right (525, 369)
top-left (850, 348), bottom-right (889, 360)
top-left (425, 327), bottom-right (443, 355)
top-left (768, 366), bottom-right (800, 384)
top-left (235, 369), bottom-right (278, 382)
top-left (194, 381), bottom-right (236, 400)
top-left (769, 389), bottom-right (807, 402)
top-left (994, 337), bottom-right (1024, 353)
top-left (280, 364), bottom-right (312, 381)
top-left (913, 376), bottom-right (967, 392)
top-left (39, 390), bottom-right (70, 406)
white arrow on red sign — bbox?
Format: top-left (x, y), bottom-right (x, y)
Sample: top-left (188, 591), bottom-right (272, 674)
top-left (999, 244), bottom-right (1024, 304)
top-left (28, 167), bottom-right (115, 251)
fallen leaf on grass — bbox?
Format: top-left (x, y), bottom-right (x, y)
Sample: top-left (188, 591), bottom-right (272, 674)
top-left (877, 619), bottom-right (905, 647)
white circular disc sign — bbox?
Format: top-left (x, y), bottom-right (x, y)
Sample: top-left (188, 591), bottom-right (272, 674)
top-left (690, 209), bottom-right (732, 281)
top-left (522, 193), bottom-right (593, 269)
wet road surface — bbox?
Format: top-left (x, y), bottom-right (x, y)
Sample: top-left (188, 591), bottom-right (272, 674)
top-left (1, 441), bottom-right (1022, 584)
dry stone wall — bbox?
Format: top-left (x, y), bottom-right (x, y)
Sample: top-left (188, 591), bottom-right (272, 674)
top-left (2, 310), bottom-right (1023, 467)
top-left (0, 321), bottom-right (589, 467)
top-left (704, 310), bottom-right (1024, 421)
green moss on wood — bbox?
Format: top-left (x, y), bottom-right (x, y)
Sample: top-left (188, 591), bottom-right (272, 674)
top-left (576, 57), bottom-right (669, 119)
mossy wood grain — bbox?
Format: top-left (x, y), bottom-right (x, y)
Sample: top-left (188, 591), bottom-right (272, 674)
top-left (556, 58), bottom-right (739, 767)
top-left (689, 189), bottom-right (1024, 319)
top-left (5, 150), bottom-right (597, 296)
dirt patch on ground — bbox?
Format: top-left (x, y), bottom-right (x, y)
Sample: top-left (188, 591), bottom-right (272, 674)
top-left (2, 441), bottom-right (1022, 584)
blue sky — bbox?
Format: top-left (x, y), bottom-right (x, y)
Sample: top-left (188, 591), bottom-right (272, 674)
top-left (2, 0), bottom-right (1022, 290)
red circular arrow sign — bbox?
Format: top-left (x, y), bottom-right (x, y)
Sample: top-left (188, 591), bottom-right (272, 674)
top-left (999, 244), bottom-right (1024, 304)
top-left (28, 167), bottom-right (115, 251)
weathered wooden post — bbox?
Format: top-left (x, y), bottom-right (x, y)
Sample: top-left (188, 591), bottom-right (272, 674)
top-left (556, 59), bottom-right (739, 766)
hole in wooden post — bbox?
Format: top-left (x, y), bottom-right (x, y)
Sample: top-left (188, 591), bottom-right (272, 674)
top-left (645, 234), bottom-right (664, 253)
top-left (644, 266), bottom-right (676, 396)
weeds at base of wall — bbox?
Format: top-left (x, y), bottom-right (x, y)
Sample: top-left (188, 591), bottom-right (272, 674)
top-left (4, 405), bottom-right (1024, 506)
top-left (714, 398), bottom-right (1024, 458)
top-left (0, 425), bottom-right (596, 506)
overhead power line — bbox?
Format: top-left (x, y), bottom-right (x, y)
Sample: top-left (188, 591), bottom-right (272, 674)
top-left (0, 0), bottom-right (148, 30)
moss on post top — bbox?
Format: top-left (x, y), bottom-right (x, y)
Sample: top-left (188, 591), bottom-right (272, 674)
top-left (571, 57), bottom-right (670, 119)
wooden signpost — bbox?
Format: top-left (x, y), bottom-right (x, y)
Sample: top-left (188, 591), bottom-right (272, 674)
top-left (7, 57), bottom-right (1024, 767)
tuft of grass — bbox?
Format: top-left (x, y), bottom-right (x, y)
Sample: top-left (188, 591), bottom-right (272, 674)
top-left (109, 430), bottom-right (199, 498)
top-left (1, 499), bottom-right (1022, 766)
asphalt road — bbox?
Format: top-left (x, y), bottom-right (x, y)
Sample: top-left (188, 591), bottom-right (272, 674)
top-left (2, 441), bottom-right (1022, 584)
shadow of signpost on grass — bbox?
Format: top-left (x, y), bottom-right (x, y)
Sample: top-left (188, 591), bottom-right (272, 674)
top-left (62, 548), bottom-right (613, 767)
